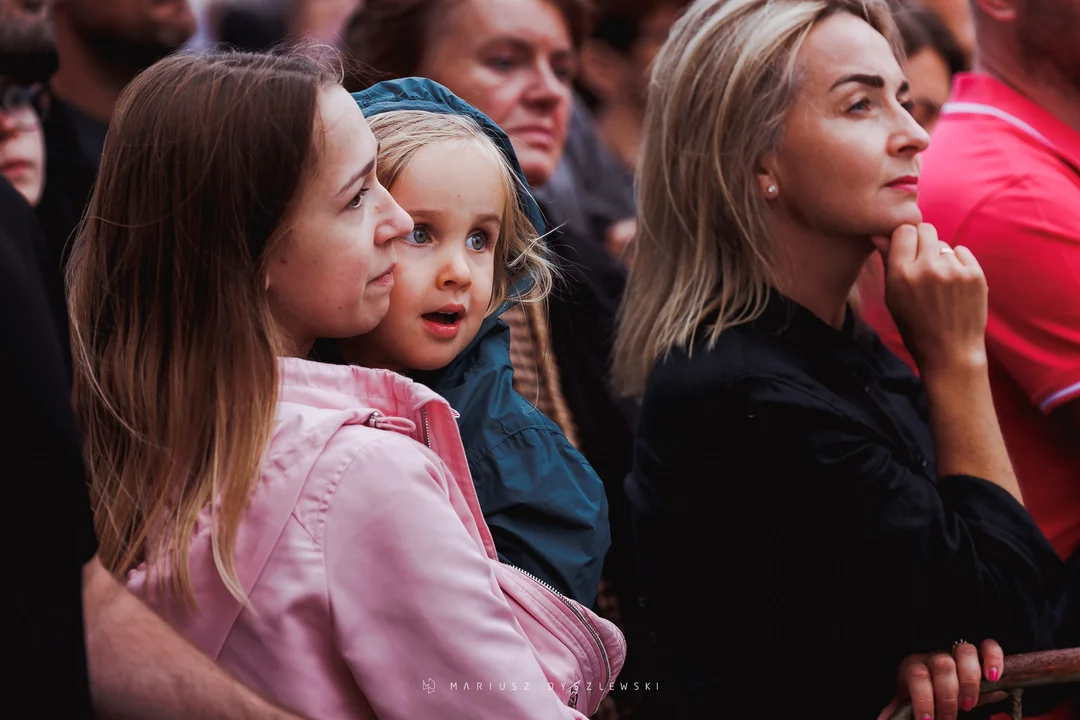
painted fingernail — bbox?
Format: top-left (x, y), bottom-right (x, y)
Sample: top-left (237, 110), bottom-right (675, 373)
top-left (962, 697), bottom-right (975, 711)
top-left (923, 714), bottom-right (932, 720)
top-left (990, 667), bottom-right (1000, 682)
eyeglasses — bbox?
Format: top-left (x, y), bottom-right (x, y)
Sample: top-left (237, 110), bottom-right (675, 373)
top-left (0, 81), bottom-right (47, 132)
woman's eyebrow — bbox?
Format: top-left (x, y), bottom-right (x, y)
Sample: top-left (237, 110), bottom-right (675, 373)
top-left (337, 141), bottom-right (381, 197)
top-left (829, 73), bottom-right (911, 95)
top-left (829, 73), bottom-right (885, 91)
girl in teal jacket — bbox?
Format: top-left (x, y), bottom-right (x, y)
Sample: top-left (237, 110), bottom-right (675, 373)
top-left (322, 78), bottom-right (609, 607)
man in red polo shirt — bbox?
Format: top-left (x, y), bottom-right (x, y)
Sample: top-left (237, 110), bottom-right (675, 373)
top-left (860, 1), bottom-right (1080, 709)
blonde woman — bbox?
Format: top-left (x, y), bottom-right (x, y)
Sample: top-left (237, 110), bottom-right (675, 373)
top-left (613, 0), bottom-right (1062, 717)
top-left (69, 51), bottom-right (620, 719)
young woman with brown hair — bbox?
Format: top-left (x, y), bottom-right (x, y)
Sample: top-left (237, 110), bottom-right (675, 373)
top-left (68, 49), bottom-right (622, 720)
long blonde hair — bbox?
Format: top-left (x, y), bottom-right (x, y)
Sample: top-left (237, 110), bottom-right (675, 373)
top-left (366, 109), bottom-right (554, 311)
top-left (68, 50), bottom-right (337, 607)
top-left (612, 0), bottom-right (900, 397)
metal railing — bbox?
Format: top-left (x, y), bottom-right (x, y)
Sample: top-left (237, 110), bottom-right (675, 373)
top-left (889, 649), bottom-right (1080, 720)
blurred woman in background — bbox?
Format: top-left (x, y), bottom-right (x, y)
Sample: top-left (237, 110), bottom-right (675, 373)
top-left (892, 0), bottom-right (967, 131)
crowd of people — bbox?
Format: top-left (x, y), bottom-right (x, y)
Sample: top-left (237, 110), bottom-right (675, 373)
top-left (2, 0), bottom-right (1077, 718)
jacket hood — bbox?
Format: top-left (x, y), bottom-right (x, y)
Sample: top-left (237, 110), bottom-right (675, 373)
top-left (353, 77), bottom-right (545, 314)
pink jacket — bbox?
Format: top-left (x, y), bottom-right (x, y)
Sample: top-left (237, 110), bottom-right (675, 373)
top-left (127, 358), bottom-right (624, 719)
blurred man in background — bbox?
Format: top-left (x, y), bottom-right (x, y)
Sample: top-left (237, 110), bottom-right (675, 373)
top-left (37, 0), bottom-right (196, 271)
top-left (917, 0), bottom-right (974, 60)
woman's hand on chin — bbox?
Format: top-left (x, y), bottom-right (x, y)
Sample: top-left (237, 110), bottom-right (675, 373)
top-left (872, 222), bottom-right (989, 379)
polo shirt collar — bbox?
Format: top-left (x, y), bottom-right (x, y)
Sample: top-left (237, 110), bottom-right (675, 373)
top-left (946, 73), bottom-right (1080, 174)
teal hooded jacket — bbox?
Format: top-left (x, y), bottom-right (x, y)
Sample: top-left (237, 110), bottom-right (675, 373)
top-left (352, 79), bottom-right (609, 606)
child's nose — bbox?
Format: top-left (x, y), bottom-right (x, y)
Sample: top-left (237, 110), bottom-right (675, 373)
top-left (440, 247), bottom-right (472, 288)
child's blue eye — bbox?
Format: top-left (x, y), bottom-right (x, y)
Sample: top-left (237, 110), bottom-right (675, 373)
top-left (406, 226), bottom-right (432, 245)
top-left (466, 232), bottom-right (488, 252)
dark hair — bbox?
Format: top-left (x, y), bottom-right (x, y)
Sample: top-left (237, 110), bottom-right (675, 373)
top-left (588, 0), bottom-right (690, 55)
top-left (892, 1), bottom-right (968, 75)
top-left (343, 0), bottom-right (595, 91)
top-left (68, 49), bottom-right (339, 603)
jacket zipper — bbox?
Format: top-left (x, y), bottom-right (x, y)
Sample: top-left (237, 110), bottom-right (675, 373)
top-left (420, 407), bottom-right (431, 448)
top-left (368, 409), bottom-right (431, 449)
top-left (507, 564), bottom-right (611, 715)
top-left (417, 406), bottom-right (602, 709)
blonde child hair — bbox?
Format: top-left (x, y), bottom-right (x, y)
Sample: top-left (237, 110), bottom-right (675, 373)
top-left (366, 109), bottom-right (555, 314)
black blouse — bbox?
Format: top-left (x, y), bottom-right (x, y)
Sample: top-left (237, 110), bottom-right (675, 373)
top-left (625, 293), bottom-right (1063, 718)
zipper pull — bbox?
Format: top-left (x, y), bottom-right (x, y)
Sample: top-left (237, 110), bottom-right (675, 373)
top-left (365, 410), bottom-right (417, 434)
top-left (567, 684), bottom-right (578, 709)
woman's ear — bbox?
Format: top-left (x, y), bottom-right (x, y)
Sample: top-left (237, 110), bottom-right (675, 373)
top-left (757, 152), bottom-right (781, 199)
top-left (757, 167), bottom-right (779, 200)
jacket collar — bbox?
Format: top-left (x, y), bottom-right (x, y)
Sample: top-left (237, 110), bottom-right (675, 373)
top-left (278, 356), bottom-right (449, 413)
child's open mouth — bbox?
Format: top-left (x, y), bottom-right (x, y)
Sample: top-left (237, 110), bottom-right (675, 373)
top-left (421, 310), bottom-right (463, 339)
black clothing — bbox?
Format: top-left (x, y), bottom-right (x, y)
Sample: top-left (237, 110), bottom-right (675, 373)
top-left (535, 100), bottom-right (642, 712)
top-left (1053, 549), bottom-right (1080, 712)
top-left (2, 177), bottom-right (98, 717)
top-left (537, 96), bottom-right (636, 257)
top-left (542, 211), bottom-right (636, 491)
top-left (0, 48), bottom-right (58, 85)
top-left (36, 93), bottom-right (107, 273)
top-left (534, 97), bottom-right (637, 495)
top-left (626, 293), bottom-right (1063, 718)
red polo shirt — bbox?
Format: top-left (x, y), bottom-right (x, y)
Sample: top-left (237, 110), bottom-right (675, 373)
top-left (860, 73), bottom-right (1080, 565)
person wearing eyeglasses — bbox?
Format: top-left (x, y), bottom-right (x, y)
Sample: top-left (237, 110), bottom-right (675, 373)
top-left (0, 80), bottom-right (45, 206)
